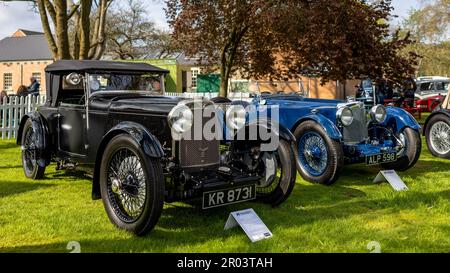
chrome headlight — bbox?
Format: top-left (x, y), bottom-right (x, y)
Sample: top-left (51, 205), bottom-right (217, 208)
top-left (337, 107), bottom-right (354, 127)
top-left (168, 104), bottom-right (193, 134)
top-left (226, 105), bottom-right (247, 130)
top-left (370, 105), bottom-right (387, 123)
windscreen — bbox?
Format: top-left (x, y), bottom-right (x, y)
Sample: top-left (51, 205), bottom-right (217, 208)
top-left (88, 73), bottom-right (164, 94)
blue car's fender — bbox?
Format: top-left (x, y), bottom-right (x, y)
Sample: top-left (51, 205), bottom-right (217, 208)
top-left (382, 107), bottom-right (421, 133)
top-left (92, 121), bottom-right (164, 200)
top-left (292, 114), bottom-right (343, 141)
top-left (16, 111), bottom-right (50, 168)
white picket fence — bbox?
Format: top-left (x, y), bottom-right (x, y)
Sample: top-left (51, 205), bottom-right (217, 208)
top-left (164, 92), bottom-right (251, 101)
top-left (0, 95), bottom-right (47, 140)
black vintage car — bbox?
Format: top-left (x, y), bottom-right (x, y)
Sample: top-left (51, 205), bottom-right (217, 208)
top-left (17, 60), bottom-right (296, 235)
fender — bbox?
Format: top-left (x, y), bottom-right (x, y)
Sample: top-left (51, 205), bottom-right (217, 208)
top-left (383, 107), bottom-right (421, 133)
top-left (16, 112), bottom-right (50, 168)
top-left (292, 114), bottom-right (343, 141)
top-left (92, 121), bottom-right (164, 200)
top-left (423, 109), bottom-right (450, 136)
top-left (231, 119), bottom-right (295, 152)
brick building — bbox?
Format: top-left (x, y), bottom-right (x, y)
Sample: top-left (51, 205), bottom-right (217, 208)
top-left (0, 29), bottom-right (53, 95)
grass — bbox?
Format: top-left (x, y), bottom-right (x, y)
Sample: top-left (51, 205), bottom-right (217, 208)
top-left (0, 137), bottom-right (450, 253)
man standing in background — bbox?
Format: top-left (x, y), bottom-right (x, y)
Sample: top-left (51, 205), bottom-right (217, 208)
top-left (27, 77), bottom-right (40, 96)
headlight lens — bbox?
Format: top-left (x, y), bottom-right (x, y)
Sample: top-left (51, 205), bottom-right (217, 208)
top-left (168, 104), bottom-right (193, 134)
top-left (337, 107), bottom-right (354, 127)
top-left (370, 105), bottom-right (387, 123)
top-left (226, 105), bottom-right (247, 130)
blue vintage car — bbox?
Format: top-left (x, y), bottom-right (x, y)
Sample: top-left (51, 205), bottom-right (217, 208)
top-left (241, 93), bottom-right (422, 185)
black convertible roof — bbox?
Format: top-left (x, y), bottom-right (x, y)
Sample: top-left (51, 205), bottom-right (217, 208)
top-left (45, 60), bottom-right (169, 73)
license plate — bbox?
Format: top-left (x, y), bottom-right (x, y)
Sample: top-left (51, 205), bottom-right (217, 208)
top-left (366, 152), bottom-right (398, 166)
top-left (203, 184), bottom-right (256, 209)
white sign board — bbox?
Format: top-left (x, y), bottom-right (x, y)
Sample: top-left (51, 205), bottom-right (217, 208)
top-left (374, 170), bottom-right (409, 191)
top-left (224, 209), bottom-right (273, 243)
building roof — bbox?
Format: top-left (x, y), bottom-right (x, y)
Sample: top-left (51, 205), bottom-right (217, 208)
top-left (14, 29), bottom-right (44, 36)
top-left (0, 33), bottom-right (53, 62)
top-left (45, 60), bottom-right (170, 74)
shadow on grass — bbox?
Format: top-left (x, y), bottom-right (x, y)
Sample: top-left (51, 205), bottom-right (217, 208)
top-left (0, 141), bottom-right (18, 150)
top-left (0, 165), bottom-right (23, 170)
top-left (0, 181), bottom-right (55, 199)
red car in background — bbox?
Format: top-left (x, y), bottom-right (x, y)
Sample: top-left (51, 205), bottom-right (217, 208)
top-left (415, 77), bottom-right (449, 112)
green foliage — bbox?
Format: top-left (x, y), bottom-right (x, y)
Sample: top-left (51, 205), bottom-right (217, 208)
top-left (1, 138), bottom-right (450, 253)
top-left (402, 0), bottom-right (450, 76)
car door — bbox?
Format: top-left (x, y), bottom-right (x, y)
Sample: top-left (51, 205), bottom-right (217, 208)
top-left (57, 91), bottom-right (88, 157)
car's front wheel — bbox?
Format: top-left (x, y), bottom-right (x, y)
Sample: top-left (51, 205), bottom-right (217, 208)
top-left (21, 119), bottom-right (45, 179)
top-left (254, 139), bottom-right (296, 206)
top-left (294, 121), bottom-right (344, 185)
top-left (425, 114), bottom-right (450, 159)
top-left (99, 134), bottom-right (164, 236)
top-left (382, 128), bottom-right (422, 171)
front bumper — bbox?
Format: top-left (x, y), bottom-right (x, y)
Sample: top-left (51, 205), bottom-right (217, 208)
top-left (343, 140), bottom-right (400, 164)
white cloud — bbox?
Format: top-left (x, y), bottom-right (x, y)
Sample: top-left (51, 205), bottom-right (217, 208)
top-left (0, 2), bottom-right (42, 39)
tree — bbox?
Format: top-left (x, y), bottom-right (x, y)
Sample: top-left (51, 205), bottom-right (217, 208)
top-left (105, 0), bottom-right (173, 60)
top-left (166, 0), bottom-right (278, 97)
top-left (402, 0), bottom-right (450, 76)
top-left (275, 0), bottom-right (418, 84)
top-left (1, 0), bottom-right (113, 60)
top-left (167, 0), bottom-right (417, 96)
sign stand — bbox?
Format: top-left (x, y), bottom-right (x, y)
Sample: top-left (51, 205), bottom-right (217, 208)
top-left (224, 209), bottom-right (273, 243)
top-left (374, 170), bottom-right (409, 191)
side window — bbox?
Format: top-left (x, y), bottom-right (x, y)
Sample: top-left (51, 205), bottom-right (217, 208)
top-left (435, 82), bottom-right (448, 92)
top-left (58, 73), bottom-right (85, 106)
top-left (420, 82), bottom-right (433, 92)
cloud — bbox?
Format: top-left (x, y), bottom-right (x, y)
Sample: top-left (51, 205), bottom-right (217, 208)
top-left (0, 2), bottom-right (42, 39)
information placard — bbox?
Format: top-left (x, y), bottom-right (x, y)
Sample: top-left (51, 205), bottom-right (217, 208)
top-left (224, 209), bottom-right (273, 243)
top-left (374, 170), bottom-right (409, 191)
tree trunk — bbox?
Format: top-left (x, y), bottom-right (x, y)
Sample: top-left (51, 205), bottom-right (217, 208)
top-left (92, 0), bottom-right (109, 59)
top-left (79, 0), bottom-right (93, 59)
top-left (55, 0), bottom-right (71, 59)
top-left (36, 0), bottom-right (58, 59)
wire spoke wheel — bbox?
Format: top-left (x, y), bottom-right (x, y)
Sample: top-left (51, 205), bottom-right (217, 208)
top-left (255, 152), bottom-right (282, 195)
top-left (106, 148), bottom-right (147, 223)
top-left (22, 125), bottom-right (37, 176)
top-left (430, 121), bottom-right (450, 155)
top-left (298, 132), bottom-right (328, 177)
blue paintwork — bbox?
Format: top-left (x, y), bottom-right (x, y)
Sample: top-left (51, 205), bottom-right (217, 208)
top-left (246, 94), bottom-right (421, 167)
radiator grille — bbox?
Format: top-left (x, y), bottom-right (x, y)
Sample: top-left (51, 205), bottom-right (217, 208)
top-left (342, 103), bottom-right (368, 144)
top-left (178, 102), bottom-right (220, 172)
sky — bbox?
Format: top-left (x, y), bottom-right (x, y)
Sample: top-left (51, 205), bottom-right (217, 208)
top-left (0, 0), bottom-right (422, 40)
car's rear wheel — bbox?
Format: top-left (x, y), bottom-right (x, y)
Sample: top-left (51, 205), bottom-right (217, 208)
top-left (99, 134), bottom-right (164, 236)
top-left (294, 121), bottom-right (344, 185)
top-left (21, 119), bottom-right (45, 179)
top-left (382, 128), bottom-right (422, 171)
top-left (425, 114), bottom-right (450, 159)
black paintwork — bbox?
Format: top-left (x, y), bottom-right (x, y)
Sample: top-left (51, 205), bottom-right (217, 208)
top-left (17, 61), bottom-right (270, 203)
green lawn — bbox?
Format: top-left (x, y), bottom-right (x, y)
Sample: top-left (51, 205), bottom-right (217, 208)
top-left (0, 137), bottom-right (450, 253)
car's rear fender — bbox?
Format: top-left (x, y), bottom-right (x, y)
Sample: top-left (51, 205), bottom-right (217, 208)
top-left (92, 121), bottom-right (164, 200)
top-left (292, 114), bottom-right (343, 141)
top-left (383, 107), bottom-right (421, 133)
top-left (16, 111), bottom-right (50, 168)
